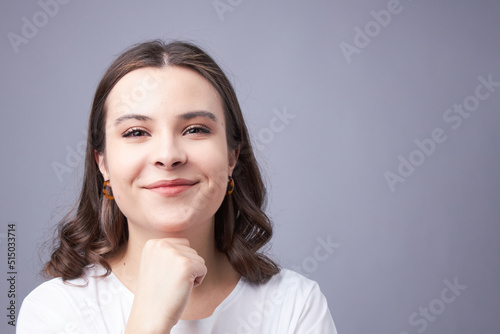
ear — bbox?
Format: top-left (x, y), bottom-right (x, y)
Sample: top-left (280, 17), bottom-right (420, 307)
top-left (94, 149), bottom-right (109, 180)
top-left (228, 144), bottom-right (240, 176)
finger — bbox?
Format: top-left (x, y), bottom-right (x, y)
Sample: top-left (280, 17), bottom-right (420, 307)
top-left (163, 237), bottom-right (190, 247)
top-left (192, 262), bottom-right (208, 287)
top-left (170, 244), bottom-right (202, 257)
top-left (173, 251), bottom-right (205, 265)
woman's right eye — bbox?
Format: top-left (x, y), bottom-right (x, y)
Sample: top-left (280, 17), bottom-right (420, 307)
top-left (122, 128), bottom-right (149, 138)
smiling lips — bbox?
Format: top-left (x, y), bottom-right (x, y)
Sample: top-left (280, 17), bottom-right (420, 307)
top-left (144, 179), bottom-right (198, 196)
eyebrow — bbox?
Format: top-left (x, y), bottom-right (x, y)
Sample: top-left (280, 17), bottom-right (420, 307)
top-left (113, 111), bottom-right (217, 127)
top-left (114, 114), bottom-right (153, 126)
top-left (178, 111), bottom-right (217, 122)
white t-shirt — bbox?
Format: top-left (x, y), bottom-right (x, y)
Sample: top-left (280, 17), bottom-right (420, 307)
top-left (17, 265), bottom-right (337, 334)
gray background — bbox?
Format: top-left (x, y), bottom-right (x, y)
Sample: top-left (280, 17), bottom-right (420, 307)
top-left (1, 0), bottom-right (499, 333)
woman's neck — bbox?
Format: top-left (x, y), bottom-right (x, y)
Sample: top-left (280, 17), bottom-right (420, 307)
top-left (108, 219), bottom-right (241, 319)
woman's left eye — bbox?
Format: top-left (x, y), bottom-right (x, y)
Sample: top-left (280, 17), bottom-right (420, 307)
top-left (183, 125), bottom-right (211, 135)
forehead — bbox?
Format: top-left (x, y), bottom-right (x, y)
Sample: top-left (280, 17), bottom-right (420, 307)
top-left (105, 66), bottom-right (224, 121)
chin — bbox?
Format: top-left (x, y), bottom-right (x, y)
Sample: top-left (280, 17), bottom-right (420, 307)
top-left (150, 222), bottom-right (192, 234)
top-left (146, 210), bottom-right (201, 232)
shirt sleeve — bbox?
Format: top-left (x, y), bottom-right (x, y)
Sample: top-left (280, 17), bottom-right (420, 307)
top-left (293, 281), bottom-right (338, 334)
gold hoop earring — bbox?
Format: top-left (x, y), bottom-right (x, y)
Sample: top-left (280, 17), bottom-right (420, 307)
top-left (102, 180), bottom-right (114, 200)
top-left (226, 176), bottom-right (235, 195)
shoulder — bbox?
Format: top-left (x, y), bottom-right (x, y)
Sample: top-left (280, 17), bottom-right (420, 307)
top-left (234, 269), bottom-right (337, 333)
top-left (22, 265), bottom-right (111, 303)
top-left (17, 265), bottom-right (131, 333)
top-left (240, 269), bottom-right (326, 313)
top-left (271, 268), bottom-right (320, 290)
top-left (249, 268), bottom-right (323, 301)
top-left (272, 269), bottom-right (338, 333)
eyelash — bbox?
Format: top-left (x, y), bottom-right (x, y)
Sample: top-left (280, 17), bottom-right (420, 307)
top-left (122, 128), bottom-right (149, 138)
top-left (121, 125), bottom-right (211, 138)
top-left (183, 125), bottom-right (211, 135)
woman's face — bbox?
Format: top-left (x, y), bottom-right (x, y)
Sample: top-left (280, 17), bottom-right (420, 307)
top-left (96, 66), bottom-right (238, 236)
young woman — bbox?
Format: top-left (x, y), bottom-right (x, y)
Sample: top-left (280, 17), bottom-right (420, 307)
top-left (17, 40), bottom-right (337, 333)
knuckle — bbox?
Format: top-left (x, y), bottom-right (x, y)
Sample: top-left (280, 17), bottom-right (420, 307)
top-left (176, 257), bottom-right (192, 271)
top-left (166, 247), bottom-right (180, 258)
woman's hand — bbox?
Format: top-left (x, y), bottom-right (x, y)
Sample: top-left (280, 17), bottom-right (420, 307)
top-left (124, 238), bottom-right (207, 334)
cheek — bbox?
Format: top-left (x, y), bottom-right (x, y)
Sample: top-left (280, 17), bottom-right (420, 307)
top-left (106, 148), bottom-right (147, 214)
top-left (206, 158), bottom-right (231, 204)
top-left (106, 145), bottom-right (147, 188)
top-left (196, 142), bottom-right (229, 177)
top-left (190, 168), bottom-right (228, 217)
top-left (190, 141), bottom-right (231, 202)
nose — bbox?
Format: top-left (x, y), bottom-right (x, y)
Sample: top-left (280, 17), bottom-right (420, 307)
top-left (152, 134), bottom-right (187, 170)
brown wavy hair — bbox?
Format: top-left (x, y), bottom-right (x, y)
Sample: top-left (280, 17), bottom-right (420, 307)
top-left (44, 40), bottom-right (279, 283)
